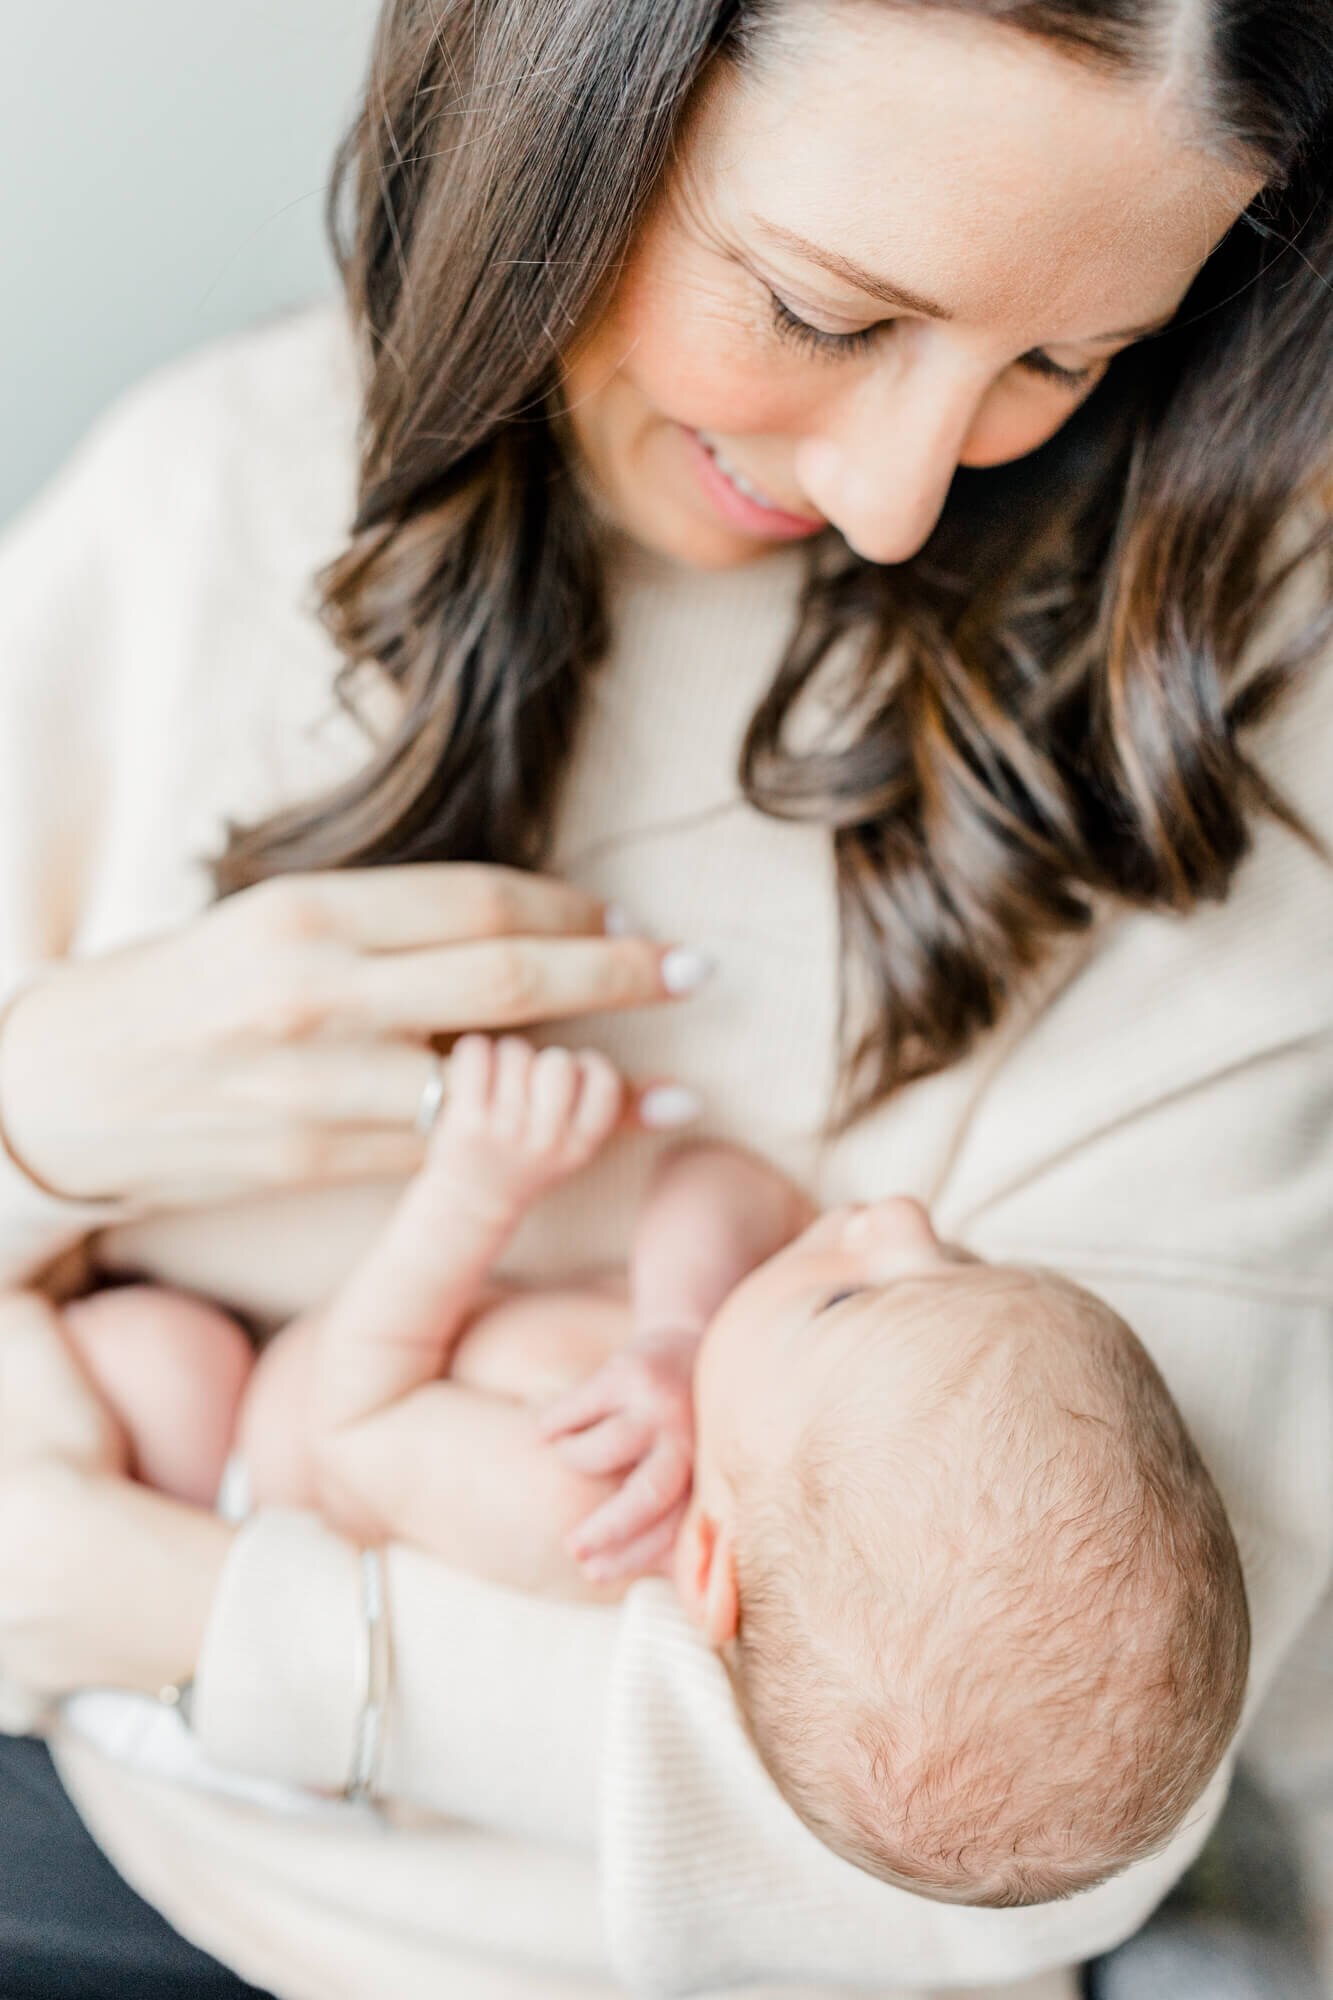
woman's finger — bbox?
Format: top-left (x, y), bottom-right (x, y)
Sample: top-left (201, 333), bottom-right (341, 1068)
top-left (355, 934), bottom-right (710, 1035)
top-left (205, 1039), bottom-right (444, 1131)
top-left (236, 864), bottom-right (612, 953)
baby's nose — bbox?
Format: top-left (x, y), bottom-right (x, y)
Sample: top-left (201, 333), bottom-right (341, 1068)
top-left (840, 1195), bottom-right (938, 1252)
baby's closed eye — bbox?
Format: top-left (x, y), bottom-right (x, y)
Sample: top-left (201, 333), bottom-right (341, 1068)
top-left (815, 1287), bottom-right (872, 1315)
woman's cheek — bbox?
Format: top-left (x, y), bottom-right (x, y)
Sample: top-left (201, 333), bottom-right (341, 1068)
top-left (623, 303), bottom-right (809, 436)
top-left (959, 374), bottom-right (1102, 469)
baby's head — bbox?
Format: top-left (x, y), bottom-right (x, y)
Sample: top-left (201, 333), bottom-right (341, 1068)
top-left (674, 1197), bottom-right (1249, 1906)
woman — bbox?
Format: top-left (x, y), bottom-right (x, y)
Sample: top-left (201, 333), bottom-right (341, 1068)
top-left (0, 1), bottom-right (1330, 1996)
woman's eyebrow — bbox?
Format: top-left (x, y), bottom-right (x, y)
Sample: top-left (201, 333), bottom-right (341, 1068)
top-left (750, 216), bottom-right (955, 318)
top-left (749, 216), bottom-right (1179, 344)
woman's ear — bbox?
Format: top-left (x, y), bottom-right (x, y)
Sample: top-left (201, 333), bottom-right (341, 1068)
top-left (675, 1505), bottom-right (739, 1647)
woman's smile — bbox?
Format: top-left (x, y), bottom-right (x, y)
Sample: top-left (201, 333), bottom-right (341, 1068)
top-left (684, 426), bottom-right (827, 540)
top-left (560, 6), bottom-right (1255, 572)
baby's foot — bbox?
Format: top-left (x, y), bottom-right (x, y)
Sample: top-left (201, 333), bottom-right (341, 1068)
top-left (425, 1035), bottom-right (623, 1224)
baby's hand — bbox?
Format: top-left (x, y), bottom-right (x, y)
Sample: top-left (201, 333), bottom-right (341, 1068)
top-left (427, 1035), bottom-right (625, 1217)
top-left (537, 1334), bottom-right (698, 1582)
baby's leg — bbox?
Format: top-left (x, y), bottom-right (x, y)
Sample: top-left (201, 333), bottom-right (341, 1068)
top-left (312, 1036), bottom-right (623, 1439)
top-left (61, 1286), bottom-right (254, 1507)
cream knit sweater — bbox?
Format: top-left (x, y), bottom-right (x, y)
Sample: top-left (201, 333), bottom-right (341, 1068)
top-left (1, 303), bottom-right (1330, 2000)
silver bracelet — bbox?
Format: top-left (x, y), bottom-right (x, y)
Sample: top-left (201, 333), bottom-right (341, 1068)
top-left (346, 1546), bottom-right (392, 1804)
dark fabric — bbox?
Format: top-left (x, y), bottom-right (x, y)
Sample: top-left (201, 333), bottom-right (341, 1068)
top-left (0, 1734), bottom-right (276, 2000)
top-left (1084, 1767), bottom-right (1323, 2000)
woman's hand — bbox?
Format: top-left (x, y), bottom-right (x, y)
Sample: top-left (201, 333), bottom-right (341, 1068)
top-left (0, 1291), bottom-right (232, 1700)
top-left (0, 866), bottom-right (701, 1208)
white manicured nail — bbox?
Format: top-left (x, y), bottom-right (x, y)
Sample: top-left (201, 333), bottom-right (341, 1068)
top-left (603, 903), bottom-right (632, 937)
top-left (660, 948), bottom-right (716, 995)
top-left (639, 1085), bottom-right (703, 1130)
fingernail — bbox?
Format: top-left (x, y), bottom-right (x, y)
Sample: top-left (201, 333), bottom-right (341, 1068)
top-left (639, 1084), bottom-right (703, 1130)
top-left (660, 947), bottom-right (715, 995)
top-left (603, 903), bottom-right (633, 937)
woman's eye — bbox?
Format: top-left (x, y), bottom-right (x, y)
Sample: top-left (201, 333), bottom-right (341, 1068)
top-left (1017, 350), bottom-right (1099, 392)
top-left (768, 291), bottom-right (885, 359)
top-left (769, 285), bottom-right (1099, 392)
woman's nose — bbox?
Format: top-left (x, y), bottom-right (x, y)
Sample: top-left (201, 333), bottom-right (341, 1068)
top-left (794, 356), bottom-right (987, 566)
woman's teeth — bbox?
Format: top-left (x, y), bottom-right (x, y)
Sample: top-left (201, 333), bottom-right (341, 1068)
top-left (697, 433), bottom-right (782, 511)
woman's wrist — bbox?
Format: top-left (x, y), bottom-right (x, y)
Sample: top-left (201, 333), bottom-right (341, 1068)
top-left (41, 1468), bottom-right (235, 1699)
top-left (103, 1479), bottom-right (236, 1696)
top-left (0, 977), bottom-right (126, 1206)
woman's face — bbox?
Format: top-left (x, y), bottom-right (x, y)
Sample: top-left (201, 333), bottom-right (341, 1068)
top-left (561, 2), bottom-right (1259, 571)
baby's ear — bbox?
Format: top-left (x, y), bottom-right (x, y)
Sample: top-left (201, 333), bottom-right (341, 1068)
top-left (675, 1507), bottom-right (739, 1647)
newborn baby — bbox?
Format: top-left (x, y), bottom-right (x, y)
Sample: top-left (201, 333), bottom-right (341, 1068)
top-left (63, 1035), bottom-right (1249, 1907)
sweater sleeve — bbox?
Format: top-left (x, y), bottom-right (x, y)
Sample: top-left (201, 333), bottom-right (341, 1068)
top-left (192, 1509), bottom-right (617, 1851)
top-left (0, 411), bottom-right (152, 1279)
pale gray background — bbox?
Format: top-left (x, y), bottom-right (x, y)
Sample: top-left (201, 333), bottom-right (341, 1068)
top-left (0, 0), bottom-right (381, 526)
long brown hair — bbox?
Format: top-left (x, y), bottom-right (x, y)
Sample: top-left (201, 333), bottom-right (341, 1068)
top-left (215, 0), bottom-right (1333, 1122)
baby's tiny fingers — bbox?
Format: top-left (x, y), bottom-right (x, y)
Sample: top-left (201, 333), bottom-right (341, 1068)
top-left (571, 1050), bottom-right (624, 1147)
top-left (536, 1370), bottom-right (621, 1441)
top-left (494, 1036), bottom-right (537, 1126)
top-left (579, 1503), bottom-right (688, 1584)
top-left (567, 1439), bottom-right (691, 1559)
top-left (551, 1411), bottom-right (649, 1477)
top-left (443, 1035), bottom-right (494, 1120)
top-left (529, 1045), bottom-right (580, 1144)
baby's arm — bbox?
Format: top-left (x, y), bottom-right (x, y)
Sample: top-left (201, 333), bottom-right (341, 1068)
top-left (631, 1142), bottom-right (818, 1344)
top-left (242, 1281), bottom-right (632, 1593)
top-left (540, 1143), bottom-right (816, 1577)
top-left (293, 1035), bottom-right (625, 1542)
top-left (311, 1035), bottom-right (622, 1440)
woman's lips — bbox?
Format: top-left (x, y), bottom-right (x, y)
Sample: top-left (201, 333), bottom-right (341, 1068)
top-left (682, 427), bottom-right (826, 541)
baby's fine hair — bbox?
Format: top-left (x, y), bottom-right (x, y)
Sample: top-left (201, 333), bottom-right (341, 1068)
top-left (727, 1267), bottom-right (1249, 1906)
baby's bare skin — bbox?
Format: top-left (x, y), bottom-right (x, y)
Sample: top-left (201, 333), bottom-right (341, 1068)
top-left (240, 1276), bottom-right (637, 1601)
top-left (64, 1035), bottom-right (811, 1597)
